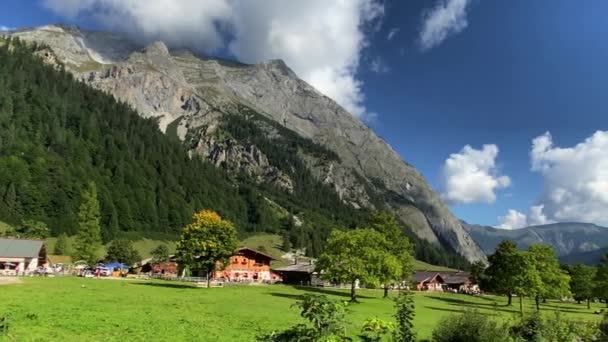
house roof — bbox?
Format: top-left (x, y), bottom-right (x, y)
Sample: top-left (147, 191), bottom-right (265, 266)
top-left (442, 272), bottom-right (472, 284)
top-left (412, 271), bottom-right (443, 283)
top-left (273, 262), bottom-right (316, 273)
top-left (237, 247), bottom-right (276, 261)
top-left (47, 255), bottom-right (72, 264)
top-left (0, 238), bottom-right (44, 258)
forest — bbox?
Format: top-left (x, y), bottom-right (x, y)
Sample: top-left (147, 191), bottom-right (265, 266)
top-left (0, 37), bottom-right (467, 268)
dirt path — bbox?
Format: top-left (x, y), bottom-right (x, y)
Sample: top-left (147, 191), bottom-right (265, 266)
top-left (0, 277), bottom-right (22, 285)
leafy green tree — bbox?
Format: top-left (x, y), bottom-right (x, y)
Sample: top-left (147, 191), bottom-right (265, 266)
top-left (72, 182), bottom-right (102, 265)
top-left (176, 210), bottom-right (239, 288)
top-left (53, 233), bottom-right (70, 255)
top-left (511, 251), bottom-right (543, 315)
top-left (367, 212), bottom-right (415, 297)
top-left (316, 228), bottom-right (398, 302)
top-left (105, 239), bottom-right (141, 265)
top-left (15, 219), bottom-right (49, 239)
top-left (528, 244), bottom-right (571, 311)
top-left (569, 264), bottom-right (596, 309)
top-left (393, 291), bottom-right (416, 342)
top-left (431, 310), bottom-right (511, 342)
top-left (594, 253), bottom-right (608, 308)
top-left (469, 260), bottom-right (487, 287)
top-left (151, 244), bottom-right (170, 263)
top-left (484, 240), bottom-right (521, 305)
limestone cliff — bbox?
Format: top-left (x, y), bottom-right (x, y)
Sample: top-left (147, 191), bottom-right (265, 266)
top-left (9, 25), bottom-right (486, 261)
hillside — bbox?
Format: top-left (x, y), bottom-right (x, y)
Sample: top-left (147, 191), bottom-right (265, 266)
top-left (6, 25), bottom-right (486, 263)
top-left (0, 36), bottom-right (471, 268)
top-left (464, 222), bottom-right (608, 261)
top-left (559, 247), bottom-right (608, 265)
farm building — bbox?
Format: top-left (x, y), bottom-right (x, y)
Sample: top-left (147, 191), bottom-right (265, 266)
top-left (413, 271), bottom-right (445, 291)
top-left (137, 255), bottom-right (179, 275)
top-left (273, 262), bottom-right (321, 286)
top-left (0, 238), bottom-right (46, 275)
top-left (214, 247), bottom-right (280, 282)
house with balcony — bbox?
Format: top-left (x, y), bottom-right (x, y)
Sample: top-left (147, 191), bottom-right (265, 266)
top-left (213, 247), bottom-right (280, 282)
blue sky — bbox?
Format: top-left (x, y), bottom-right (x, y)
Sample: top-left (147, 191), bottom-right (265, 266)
top-left (2, 0), bottom-right (607, 228)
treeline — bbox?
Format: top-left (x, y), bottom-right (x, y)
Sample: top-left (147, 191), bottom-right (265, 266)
top-left (474, 240), bottom-right (608, 312)
top-left (0, 38), bottom-right (469, 269)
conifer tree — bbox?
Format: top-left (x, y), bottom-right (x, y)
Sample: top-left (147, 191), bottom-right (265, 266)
top-left (73, 182), bottom-right (102, 265)
top-left (54, 233), bottom-right (69, 255)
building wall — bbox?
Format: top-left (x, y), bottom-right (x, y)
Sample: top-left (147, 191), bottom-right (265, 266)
top-left (214, 250), bottom-right (276, 281)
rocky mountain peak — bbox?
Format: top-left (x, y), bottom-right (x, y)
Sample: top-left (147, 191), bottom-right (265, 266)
top-left (10, 26), bottom-right (487, 262)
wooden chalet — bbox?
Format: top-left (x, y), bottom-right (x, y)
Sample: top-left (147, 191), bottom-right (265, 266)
top-left (214, 247), bottom-right (280, 282)
top-left (412, 271), bottom-right (445, 291)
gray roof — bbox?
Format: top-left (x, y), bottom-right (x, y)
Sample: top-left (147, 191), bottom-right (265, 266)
top-left (412, 271), bottom-right (441, 283)
top-left (0, 238), bottom-right (44, 258)
top-left (273, 263), bottom-right (316, 273)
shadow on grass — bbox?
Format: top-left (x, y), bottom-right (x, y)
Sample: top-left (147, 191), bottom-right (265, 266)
top-left (131, 282), bottom-right (197, 290)
top-left (269, 292), bottom-right (304, 300)
top-left (289, 286), bottom-right (373, 299)
top-left (422, 305), bottom-right (502, 316)
top-left (425, 296), bottom-right (518, 315)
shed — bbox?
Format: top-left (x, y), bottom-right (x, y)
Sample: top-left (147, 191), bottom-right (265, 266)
top-left (0, 238), bottom-right (46, 274)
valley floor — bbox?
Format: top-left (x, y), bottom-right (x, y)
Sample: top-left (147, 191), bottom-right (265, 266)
top-left (0, 277), bottom-right (603, 341)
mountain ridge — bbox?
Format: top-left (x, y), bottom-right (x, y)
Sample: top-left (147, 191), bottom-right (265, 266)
top-left (6, 25), bottom-right (486, 262)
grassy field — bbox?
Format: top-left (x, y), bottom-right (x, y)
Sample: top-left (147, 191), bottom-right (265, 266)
top-left (0, 277), bottom-right (604, 341)
top-left (413, 259), bottom-right (458, 272)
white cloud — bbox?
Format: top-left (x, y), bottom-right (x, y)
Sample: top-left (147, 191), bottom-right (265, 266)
top-left (495, 205), bottom-right (552, 230)
top-left (387, 27), bottom-right (399, 40)
top-left (497, 209), bottom-right (527, 230)
top-left (370, 56), bottom-right (389, 73)
top-left (419, 0), bottom-right (471, 51)
top-left (0, 26), bottom-right (14, 31)
top-left (42, 0), bottom-right (384, 120)
top-left (441, 144), bottom-right (511, 204)
top-left (529, 131), bottom-right (608, 225)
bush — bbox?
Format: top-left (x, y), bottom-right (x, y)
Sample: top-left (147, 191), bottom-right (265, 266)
top-left (598, 314), bottom-right (608, 341)
top-left (431, 310), bottom-right (511, 342)
top-left (510, 311), bottom-right (599, 342)
top-left (393, 291), bottom-right (416, 342)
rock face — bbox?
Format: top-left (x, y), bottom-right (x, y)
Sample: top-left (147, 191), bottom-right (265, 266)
top-left (10, 25), bottom-right (486, 261)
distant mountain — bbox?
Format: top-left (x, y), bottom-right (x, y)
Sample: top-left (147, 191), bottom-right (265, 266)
top-left (559, 247), bottom-right (608, 265)
top-left (464, 222), bottom-right (608, 260)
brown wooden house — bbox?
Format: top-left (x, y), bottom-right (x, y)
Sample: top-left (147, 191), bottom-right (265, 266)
top-left (214, 247), bottom-right (280, 282)
top-left (412, 271), bottom-right (445, 291)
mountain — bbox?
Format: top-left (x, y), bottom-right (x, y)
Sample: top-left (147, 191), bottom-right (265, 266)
top-left (559, 247), bottom-right (608, 265)
top-left (5, 25), bottom-right (486, 262)
top-left (464, 222), bottom-right (608, 262)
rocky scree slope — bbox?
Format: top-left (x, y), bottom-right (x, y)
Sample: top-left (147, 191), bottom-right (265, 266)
top-left (9, 25), bottom-right (485, 262)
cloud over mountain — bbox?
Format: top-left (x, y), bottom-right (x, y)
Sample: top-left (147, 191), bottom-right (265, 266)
top-left (441, 144), bottom-right (510, 204)
top-left (42, 0), bottom-right (383, 120)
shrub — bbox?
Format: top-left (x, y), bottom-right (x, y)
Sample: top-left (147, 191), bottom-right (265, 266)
top-left (393, 291), bottom-right (416, 342)
top-left (510, 311), bottom-right (599, 342)
top-left (431, 310), bottom-right (511, 342)
top-left (359, 318), bottom-right (394, 342)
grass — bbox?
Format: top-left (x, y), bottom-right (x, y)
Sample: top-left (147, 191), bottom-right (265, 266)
top-left (240, 234), bottom-right (290, 267)
top-left (0, 220), bottom-right (12, 235)
top-left (0, 277), bottom-right (604, 341)
top-left (413, 259), bottom-right (459, 272)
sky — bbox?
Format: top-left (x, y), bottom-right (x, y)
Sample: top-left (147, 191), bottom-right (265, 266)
top-left (1, 0), bottom-right (607, 229)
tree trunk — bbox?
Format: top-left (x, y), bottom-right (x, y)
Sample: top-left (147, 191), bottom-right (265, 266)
top-left (535, 295), bottom-right (540, 312)
top-left (383, 285), bottom-right (389, 298)
top-left (207, 271), bottom-right (211, 288)
top-left (519, 295), bottom-right (524, 315)
top-left (587, 298), bottom-right (591, 309)
top-left (508, 293), bottom-right (513, 306)
top-left (350, 279), bottom-right (357, 302)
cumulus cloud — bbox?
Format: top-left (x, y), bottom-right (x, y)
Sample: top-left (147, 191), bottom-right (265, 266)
top-left (41, 0), bottom-right (383, 120)
top-left (419, 0), bottom-right (471, 51)
top-left (529, 131), bottom-right (608, 225)
top-left (497, 209), bottom-right (527, 230)
top-left (441, 144), bottom-right (511, 204)
top-left (495, 205), bottom-right (552, 230)
top-left (387, 27), bottom-right (399, 40)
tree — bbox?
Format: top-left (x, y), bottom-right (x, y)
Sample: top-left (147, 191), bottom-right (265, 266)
top-left (469, 261), bottom-right (487, 287)
top-left (594, 253), bottom-right (608, 308)
top-left (15, 220), bottom-right (49, 239)
top-left (569, 264), bottom-right (596, 309)
top-left (175, 210), bottom-right (239, 288)
top-left (72, 182), bottom-right (102, 265)
top-left (281, 229), bottom-right (291, 252)
top-left (528, 244), bottom-right (571, 311)
top-left (511, 251), bottom-right (543, 315)
top-left (484, 240), bottom-right (521, 305)
top-left (105, 240), bottom-right (141, 265)
top-left (366, 212), bottom-right (415, 297)
top-left (151, 244), bottom-right (170, 263)
top-left (393, 291), bottom-right (416, 342)
top-left (316, 228), bottom-right (398, 302)
top-left (53, 234), bottom-right (70, 255)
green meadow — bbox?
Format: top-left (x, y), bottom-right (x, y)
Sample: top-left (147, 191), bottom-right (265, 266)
top-left (0, 277), bottom-right (603, 341)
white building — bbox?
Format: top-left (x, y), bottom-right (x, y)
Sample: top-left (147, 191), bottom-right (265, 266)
top-left (0, 238), bottom-right (46, 275)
